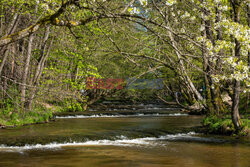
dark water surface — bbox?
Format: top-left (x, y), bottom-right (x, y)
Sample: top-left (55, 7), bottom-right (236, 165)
top-left (0, 113), bottom-right (249, 167)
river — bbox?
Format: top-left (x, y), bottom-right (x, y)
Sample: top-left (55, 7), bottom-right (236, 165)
top-left (0, 104), bottom-right (249, 167)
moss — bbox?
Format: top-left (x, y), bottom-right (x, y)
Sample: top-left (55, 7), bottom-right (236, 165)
top-left (239, 92), bottom-right (249, 114)
top-left (202, 115), bottom-right (249, 136)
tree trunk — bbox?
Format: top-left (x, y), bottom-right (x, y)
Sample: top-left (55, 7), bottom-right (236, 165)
top-left (168, 31), bottom-right (204, 104)
top-left (232, 79), bottom-right (241, 132)
top-left (203, 11), bottom-right (226, 115)
top-left (0, 46), bottom-right (9, 76)
top-left (20, 34), bottom-right (34, 106)
top-left (0, 12), bottom-right (19, 75)
top-left (231, 0), bottom-right (242, 133)
top-left (248, 3), bottom-right (250, 68)
top-left (27, 29), bottom-right (53, 110)
top-left (213, 5), bottom-right (226, 115)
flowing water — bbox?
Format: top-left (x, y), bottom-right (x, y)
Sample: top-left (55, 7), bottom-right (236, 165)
top-left (0, 105), bottom-right (249, 167)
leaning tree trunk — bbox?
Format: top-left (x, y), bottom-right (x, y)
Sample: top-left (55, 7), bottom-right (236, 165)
top-left (168, 31), bottom-right (204, 104)
top-left (0, 12), bottom-right (20, 76)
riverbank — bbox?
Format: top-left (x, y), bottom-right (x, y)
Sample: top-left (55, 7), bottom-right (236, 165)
top-left (0, 113), bottom-right (249, 147)
top-left (202, 115), bottom-right (250, 136)
top-left (0, 101), bottom-right (182, 128)
top-left (0, 108), bottom-right (54, 128)
top-left (1, 102), bottom-right (249, 139)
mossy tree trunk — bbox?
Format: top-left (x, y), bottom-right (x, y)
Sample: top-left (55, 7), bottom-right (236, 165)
top-left (203, 6), bottom-right (227, 116)
top-left (231, 0), bottom-right (242, 133)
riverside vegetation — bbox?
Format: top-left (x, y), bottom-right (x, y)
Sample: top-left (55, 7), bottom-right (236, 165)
top-left (0, 0), bottom-right (249, 136)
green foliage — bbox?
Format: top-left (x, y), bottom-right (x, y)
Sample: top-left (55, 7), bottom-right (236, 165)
top-left (0, 102), bottom-right (54, 127)
top-left (202, 115), bottom-right (249, 135)
top-left (203, 116), bottom-right (235, 134)
top-left (0, 0), bottom-right (249, 134)
top-left (63, 98), bottom-right (85, 112)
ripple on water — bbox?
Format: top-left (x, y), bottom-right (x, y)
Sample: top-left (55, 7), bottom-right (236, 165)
top-left (55, 113), bottom-right (188, 119)
top-left (0, 132), bottom-right (228, 152)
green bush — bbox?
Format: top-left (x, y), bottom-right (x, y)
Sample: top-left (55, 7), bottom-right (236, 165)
top-left (203, 115), bottom-right (248, 135)
top-left (202, 116), bottom-right (235, 135)
top-left (0, 102), bottom-right (54, 127)
top-left (63, 99), bottom-right (84, 112)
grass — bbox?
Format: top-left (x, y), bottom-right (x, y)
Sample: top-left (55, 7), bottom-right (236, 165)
top-left (0, 104), bottom-right (55, 127)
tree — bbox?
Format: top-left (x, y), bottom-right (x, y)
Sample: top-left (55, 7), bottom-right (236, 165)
top-left (0, 0), bottom-right (249, 134)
